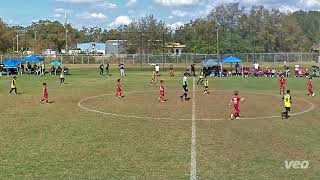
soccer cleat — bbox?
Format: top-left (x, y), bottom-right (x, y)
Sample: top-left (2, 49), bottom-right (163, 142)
top-left (235, 117), bottom-right (240, 120)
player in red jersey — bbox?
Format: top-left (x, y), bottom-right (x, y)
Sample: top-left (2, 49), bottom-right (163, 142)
top-left (279, 75), bottom-right (286, 95)
top-left (158, 80), bottom-right (166, 102)
top-left (229, 91), bottom-right (244, 120)
top-left (308, 77), bottom-right (315, 96)
top-left (40, 83), bottom-right (49, 104)
top-left (116, 79), bottom-right (124, 98)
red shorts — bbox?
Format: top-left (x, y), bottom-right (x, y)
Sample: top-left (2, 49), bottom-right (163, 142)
top-left (233, 105), bottom-right (240, 117)
top-left (234, 105), bottom-right (240, 112)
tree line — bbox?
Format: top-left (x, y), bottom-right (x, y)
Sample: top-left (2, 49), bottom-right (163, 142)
top-left (0, 3), bottom-right (320, 54)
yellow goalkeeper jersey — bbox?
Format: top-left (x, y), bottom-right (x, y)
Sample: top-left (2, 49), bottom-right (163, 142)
top-left (283, 94), bottom-right (291, 107)
top-left (11, 79), bottom-right (16, 88)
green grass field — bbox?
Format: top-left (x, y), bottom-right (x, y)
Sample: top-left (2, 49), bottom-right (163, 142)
top-left (0, 65), bottom-right (320, 179)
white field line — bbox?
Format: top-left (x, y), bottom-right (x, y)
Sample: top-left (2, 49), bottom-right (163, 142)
top-left (190, 78), bottom-right (197, 180)
top-left (77, 90), bottom-right (315, 121)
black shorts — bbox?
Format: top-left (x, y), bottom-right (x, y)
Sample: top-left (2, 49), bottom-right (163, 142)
top-left (205, 86), bottom-right (208, 88)
top-left (183, 85), bottom-right (188, 91)
top-left (285, 107), bottom-right (291, 112)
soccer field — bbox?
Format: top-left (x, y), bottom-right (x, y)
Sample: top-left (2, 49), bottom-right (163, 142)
top-left (0, 66), bottom-right (320, 179)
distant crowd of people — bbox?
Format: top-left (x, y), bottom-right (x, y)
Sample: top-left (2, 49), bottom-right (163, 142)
top-left (99, 62), bottom-right (127, 77)
top-left (0, 62), bottom-right (69, 76)
top-left (194, 61), bottom-right (317, 78)
top-left (22, 63), bottom-right (46, 75)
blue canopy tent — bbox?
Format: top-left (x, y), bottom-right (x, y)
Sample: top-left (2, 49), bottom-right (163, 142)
top-left (3, 59), bottom-right (23, 75)
top-left (23, 56), bottom-right (45, 75)
top-left (49, 61), bottom-right (64, 76)
top-left (202, 58), bottom-right (223, 77)
top-left (24, 56), bottom-right (44, 63)
top-left (202, 59), bottom-right (222, 67)
top-left (51, 61), bottom-right (62, 66)
top-left (3, 60), bottom-right (22, 67)
top-left (222, 56), bottom-right (241, 63)
top-left (222, 56), bottom-right (243, 76)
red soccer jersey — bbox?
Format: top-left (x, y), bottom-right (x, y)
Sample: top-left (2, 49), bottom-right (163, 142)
top-left (231, 96), bottom-right (241, 107)
top-left (43, 86), bottom-right (48, 96)
top-left (160, 84), bottom-right (164, 94)
top-left (117, 83), bottom-right (122, 91)
top-left (309, 80), bottom-right (313, 89)
top-left (280, 78), bottom-right (286, 85)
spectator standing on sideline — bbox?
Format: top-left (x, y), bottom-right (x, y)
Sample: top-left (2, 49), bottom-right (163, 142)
top-left (235, 62), bottom-right (240, 76)
top-left (283, 60), bottom-right (287, 68)
top-left (155, 64), bottom-right (160, 76)
top-left (60, 71), bottom-right (65, 84)
top-left (105, 62), bottom-right (110, 77)
top-left (119, 63), bottom-right (125, 77)
top-left (191, 63), bottom-right (196, 76)
top-left (41, 63), bottom-right (45, 75)
top-left (253, 61), bottom-right (259, 71)
top-left (169, 64), bottom-right (174, 76)
top-left (99, 63), bottom-right (104, 76)
top-left (253, 61), bottom-right (259, 78)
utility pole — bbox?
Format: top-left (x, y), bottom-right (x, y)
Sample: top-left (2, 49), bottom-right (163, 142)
top-left (16, 34), bottom-right (19, 52)
top-left (216, 26), bottom-right (222, 76)
top-left (16, 33), bottom-right (24, 52)
top-left (216, 27), bottom-right (219, 58)
top-left (12, 38), bottom-right (15, 52)
top-left (34, 30), bottom-right (37, 41)
top-left (65, 11), bottom-right (68, 54)
top-left (162, 31), bottom-right (165, 69)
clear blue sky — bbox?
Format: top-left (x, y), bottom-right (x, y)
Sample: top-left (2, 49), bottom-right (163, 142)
top-left (0, 0), bottom-right (319, 29)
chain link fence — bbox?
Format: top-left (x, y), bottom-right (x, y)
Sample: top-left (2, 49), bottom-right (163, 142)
top-left (0, 53), bottom-right (319, 67)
